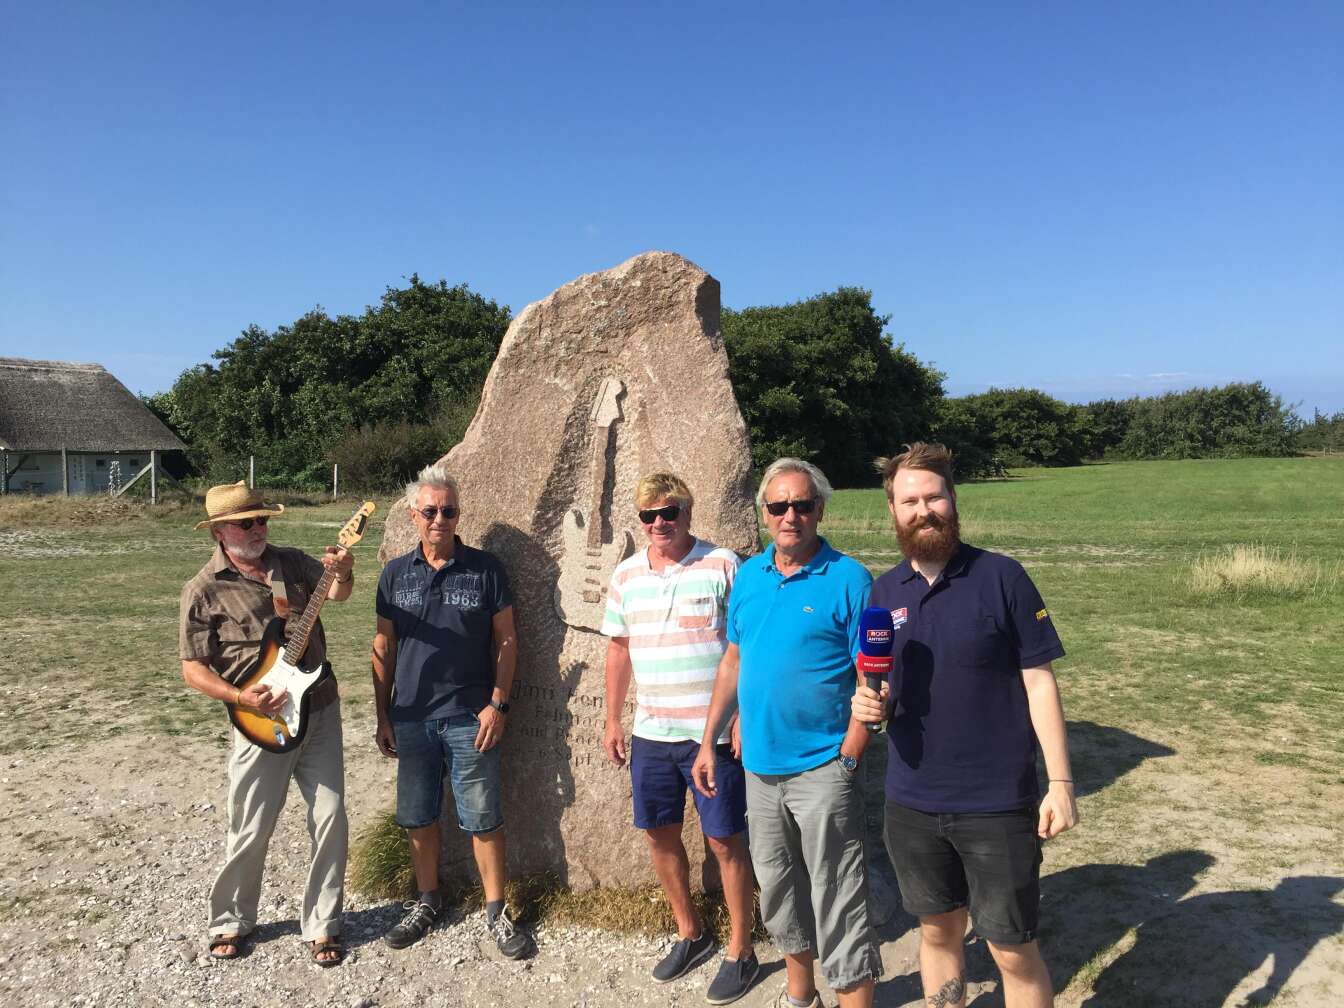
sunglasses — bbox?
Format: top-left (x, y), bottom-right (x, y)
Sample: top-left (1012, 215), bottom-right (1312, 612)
top-left (637, 504), bottom-right (682, 524)
top-left (416, 505), bottom-right (459, 522)
top-left (763, 498), bottom-right (818, 517)
top-left (228, 516), bottom-right (269, 530)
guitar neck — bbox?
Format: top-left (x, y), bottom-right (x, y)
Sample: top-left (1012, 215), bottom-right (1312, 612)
top-left (282, 565), bottom-right (337, 664)
top-left (585, 422), bottom-right (613, 551)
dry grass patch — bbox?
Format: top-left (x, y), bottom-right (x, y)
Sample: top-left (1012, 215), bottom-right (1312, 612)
top-left (349, 810), bottom-right (417, 899)
top-left (350, 810), bottom-right (765, 941)
top-left (0, 494), bottom-right (201, 528)
top-left (1190, 546), bottom-right (1336, 597)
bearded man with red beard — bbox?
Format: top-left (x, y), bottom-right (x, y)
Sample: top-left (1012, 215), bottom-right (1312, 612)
top-left (851, 443), bottom-right (1077, 1008)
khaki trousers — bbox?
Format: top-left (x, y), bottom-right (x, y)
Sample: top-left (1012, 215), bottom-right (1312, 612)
top-left (208, 699), bottom-right (347, 941)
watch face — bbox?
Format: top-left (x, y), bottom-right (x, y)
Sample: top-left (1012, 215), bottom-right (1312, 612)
top-left (839, 754), bottom-right (858, 772)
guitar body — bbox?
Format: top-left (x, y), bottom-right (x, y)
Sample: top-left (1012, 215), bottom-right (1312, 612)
top-left (554, 506), bottom-right (634, 631)
top-left (226, 617), bottom-right (330, 753)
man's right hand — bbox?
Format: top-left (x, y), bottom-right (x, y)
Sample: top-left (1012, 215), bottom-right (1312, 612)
top-left (851, 682), bottom-right (889, 724)
top-left (601, 719), bottom-right (627, 767)
top-left (237, 683), bottom-right (287, 716)
top-left (690, 744), bottom-right (717, 798)
top-left (375, 718), bottom-right (397, 758)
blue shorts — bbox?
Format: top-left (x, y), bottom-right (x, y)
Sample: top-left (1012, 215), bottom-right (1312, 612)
top-left (393, 715), bottom-right (503, 834)
top-left (630, 736), bottom-right (747, 839)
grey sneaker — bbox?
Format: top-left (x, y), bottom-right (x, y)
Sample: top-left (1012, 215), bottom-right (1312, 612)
top-left (706, 953), bottom-right (761, 1004)
top-left (384, 900), bottom-right (438, 949)
top-left (653, 930), bottom-right (716, 982)
top-left (488, 907), bottom-right (534, 959)
top-left (773, 988), bottom-right (823, 1008)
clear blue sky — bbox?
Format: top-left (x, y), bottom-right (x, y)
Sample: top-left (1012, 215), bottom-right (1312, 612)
top-left (3, 2), bottom-right (1340, 414)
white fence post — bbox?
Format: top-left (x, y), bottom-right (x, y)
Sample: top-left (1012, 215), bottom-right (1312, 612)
top-left (332, 464), bottom-right (339, 500)
top-left (248, 455), bottom-right (255, 489)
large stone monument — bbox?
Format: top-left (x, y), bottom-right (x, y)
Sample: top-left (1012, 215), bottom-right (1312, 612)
top-left (380, 251), bottom-right (758, 890)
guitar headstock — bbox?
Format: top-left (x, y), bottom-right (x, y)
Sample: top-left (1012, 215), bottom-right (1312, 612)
top-left (337, 502), bottom-right (377, 549)
top-left (589, 376), bottom-right (625, 427)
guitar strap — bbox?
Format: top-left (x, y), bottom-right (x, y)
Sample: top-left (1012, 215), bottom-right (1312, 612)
top-left (266, 556), bottom-right (291, 619)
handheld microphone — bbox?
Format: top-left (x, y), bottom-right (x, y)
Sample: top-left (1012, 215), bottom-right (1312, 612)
top-left (857, 606), bottom-right (894, 734)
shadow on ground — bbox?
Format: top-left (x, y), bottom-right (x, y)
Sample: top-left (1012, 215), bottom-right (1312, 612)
top-left (874, 856), bottom-right (1343, 1007)
top-left (1048, 719), bottom-right (1176, 800)
top-left (872, 723), bottom-right (1340, 1005)
top-left (1070, 868), bottom-right (1344, 1006)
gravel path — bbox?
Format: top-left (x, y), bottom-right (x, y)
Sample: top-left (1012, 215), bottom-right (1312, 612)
top-left (0, 711), bottom-right (938, 1008)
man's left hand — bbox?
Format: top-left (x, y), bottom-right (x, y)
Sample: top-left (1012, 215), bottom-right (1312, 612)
top-left (1038, 781), bottom-right (1078, 839)
top-left (322, 546), bottom-right (354, 581)
top-left (729, 715), bottom-right (742, 760)
top-left (475, 704), bottom-right (506, 752)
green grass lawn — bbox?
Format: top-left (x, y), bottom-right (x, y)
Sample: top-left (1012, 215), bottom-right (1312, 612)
top-left (827, 457), bottom-right (1344, 786)
top-left (2, 458), bottom-right (1340, 1001)
top-left (1, 456), bottom-right (1340, 779)
top-left (0, 495), bottom-right (395, 749)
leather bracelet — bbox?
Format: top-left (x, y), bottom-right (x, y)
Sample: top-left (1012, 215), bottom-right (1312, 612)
top-left (1049, 778), bottom-right (1073, 783)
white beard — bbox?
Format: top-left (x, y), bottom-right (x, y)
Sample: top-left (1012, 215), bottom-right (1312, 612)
top-left (228, 540), bottom-right (266, 563)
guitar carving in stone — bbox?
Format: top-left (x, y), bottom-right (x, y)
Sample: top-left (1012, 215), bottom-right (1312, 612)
top-left (554, 376), bottom-right (634, 631)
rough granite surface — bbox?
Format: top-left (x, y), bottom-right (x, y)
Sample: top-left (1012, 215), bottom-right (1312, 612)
top-left (379, 251), bottom-right (760, 890)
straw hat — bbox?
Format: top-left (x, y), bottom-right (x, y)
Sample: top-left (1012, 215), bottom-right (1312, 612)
top-left (194, 481), bottom-right (286, 530)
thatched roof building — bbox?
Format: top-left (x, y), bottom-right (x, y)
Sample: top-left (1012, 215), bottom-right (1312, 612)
top-left (0, 357), bottom-right (185, 453)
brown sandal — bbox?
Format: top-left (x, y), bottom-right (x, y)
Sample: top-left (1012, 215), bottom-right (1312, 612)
top-left (311, 937), bottom-right (346, 968)
top-left (208, 934), bottom-right (246, 960)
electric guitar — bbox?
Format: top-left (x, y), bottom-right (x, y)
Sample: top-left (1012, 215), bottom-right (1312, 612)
top-left (226, 502), bottom-right (375, 752)
top-left (554, 376), bottom-right (634, 631)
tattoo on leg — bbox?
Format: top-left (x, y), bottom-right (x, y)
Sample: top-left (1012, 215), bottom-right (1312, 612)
top-left (926, 975), bottom-right (966, 1008)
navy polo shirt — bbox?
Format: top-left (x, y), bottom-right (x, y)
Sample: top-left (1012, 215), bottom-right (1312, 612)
top-left (868, 543), bottom-right (1064, 813)
top-left (376, 537), bottom-right (513, 723)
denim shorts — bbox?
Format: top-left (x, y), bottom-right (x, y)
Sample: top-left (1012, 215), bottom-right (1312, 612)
top-left (884, 801), bottom-right (1043, 944)
top-left (393, 715), bottom-right (503, 834)
top-left (630, 736), bottom-right (747, 839)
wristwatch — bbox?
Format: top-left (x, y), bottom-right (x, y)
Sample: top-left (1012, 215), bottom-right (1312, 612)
top-left (838, 753), bottom-right (858, 773)
top-left (490, 700), bottom-right (511, 714)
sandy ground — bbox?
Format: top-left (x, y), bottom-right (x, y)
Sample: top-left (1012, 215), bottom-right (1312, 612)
top-left (1, 702), bottom-right (1340, 1007)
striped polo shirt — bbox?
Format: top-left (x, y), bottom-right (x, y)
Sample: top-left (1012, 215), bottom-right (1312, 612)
top-left (600, 538), bottom-right (741, 743)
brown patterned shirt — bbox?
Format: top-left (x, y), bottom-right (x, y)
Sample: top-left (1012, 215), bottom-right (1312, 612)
top-left (179, 543), bottom-right (332, 691)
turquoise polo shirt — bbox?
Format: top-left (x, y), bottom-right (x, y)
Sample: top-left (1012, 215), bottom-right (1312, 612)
top-left (728, 537), bottom-right (872, 775)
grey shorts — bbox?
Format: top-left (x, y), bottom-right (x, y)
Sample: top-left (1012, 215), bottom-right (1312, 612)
top-left (745, 757), bottom-right (882, 991)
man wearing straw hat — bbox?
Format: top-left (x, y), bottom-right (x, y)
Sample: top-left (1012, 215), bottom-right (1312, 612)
top-left (179, 481), bottom-right (355, 967)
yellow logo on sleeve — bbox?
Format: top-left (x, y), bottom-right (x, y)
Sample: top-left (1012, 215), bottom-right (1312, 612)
top-left (1035, 608), bottom-right (1049, 621)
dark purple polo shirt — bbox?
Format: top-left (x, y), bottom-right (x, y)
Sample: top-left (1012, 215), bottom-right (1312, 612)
top-left (868, 542), bottom-right (1065, 813)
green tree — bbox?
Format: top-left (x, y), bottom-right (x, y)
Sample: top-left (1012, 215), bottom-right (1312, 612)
top-left (158, 277), bottom-right (510, 487)
top-left (721, 288), bottom-right (945, 486)
top-left (1117, 382), bottom-right (1299, 459)
top-left (931, 395), bottom-right (1005, 479)
top-left (1295, 408), bottom-right (1344, 453)
top-left (935, 388), bottom-right (1085, 469)
top-left (1075, 398), bottom-right (1135, 458)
